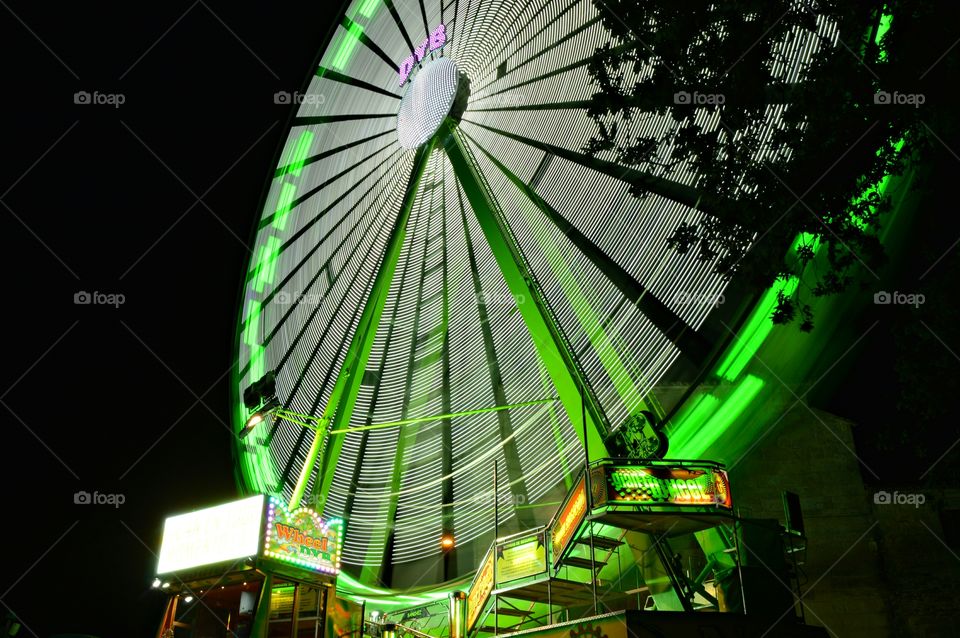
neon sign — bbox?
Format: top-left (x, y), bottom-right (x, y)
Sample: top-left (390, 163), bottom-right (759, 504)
top-left (466, 549), bottom-right (494, 631)
top-left (263, 496), bottom-right (344, 575)
top-left (604, 465), bottom-right (732, 509)
top-left (398, 24), bottom-right (447, 85)
top-left (496, 533), bottom-right (546, 585)
top-left (551, 477), bottom-right (587, 566)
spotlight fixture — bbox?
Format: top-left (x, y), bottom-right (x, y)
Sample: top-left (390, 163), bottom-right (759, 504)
top-left (240, 372), bottom-right (281, 439)
top-left (239, 395), bottom-right (280, 439)
top-left (243, 371), bottom-right (276, 410)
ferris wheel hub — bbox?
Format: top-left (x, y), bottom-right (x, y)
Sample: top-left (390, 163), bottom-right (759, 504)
top-left (397, 57), bottom-right (467, 149)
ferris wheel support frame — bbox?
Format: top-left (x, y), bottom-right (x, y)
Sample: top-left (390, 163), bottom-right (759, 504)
top-left (443, 122), bottom-right (611, 460)
top-left (288, 140), bottom-right (436, 510)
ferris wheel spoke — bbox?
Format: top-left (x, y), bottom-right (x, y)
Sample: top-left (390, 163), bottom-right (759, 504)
top-left (256, 153), bottom-right (409, 350)
top-left (470, 1), bottom-right (591, 93)
top-left (454, 176), bottom-right (538, 530)
top-left (469, 99), bottom-right (592, 112)
top-left (444, 124), bottom-right (611, 460)
top-left (460, 128), bottom-right (712, 364)
top-left (477, 54), bottom-right (594, 102)
top-left (383, 0), bottom-right (420, 72)
top-left (344, 168), bottom-right (431, 576)
top-left (293, 112), bottom-right (396, 126)
top-left (258, 142), bottom-right (399, 231)
top-left (340, 14), bottom-right (398, 72)
top-left (300, 142), bottom-right (437, 512)
top-left (368, 162), bottom-right (444, 583)
top-left (274, 128), bottom-right (394, 179)
top-left (316, 66), bottom-right (403, 99)
top-left (467, 0), bottom-right (556, 85)
top-left (462, 118), bottom-right (703, 209)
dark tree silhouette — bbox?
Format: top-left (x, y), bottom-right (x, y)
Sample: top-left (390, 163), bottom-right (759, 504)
top-left (584, 0), bottom-right (945, 330)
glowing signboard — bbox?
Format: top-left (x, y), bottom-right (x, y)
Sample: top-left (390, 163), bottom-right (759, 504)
top-left (496, 532), bottom-right (546, 585)
top-left (398, 24), bottom-right (447, 85)
top-left (157, 495), bottom-right (264, 574)
top-left (263, 497), bottom-right (343, 575)
top-left (466, 549), bottom-right (494, 632)
top-left (602, 465), bottom-right (732, 509)
top-left (551, 476), bottom-right (587, 567)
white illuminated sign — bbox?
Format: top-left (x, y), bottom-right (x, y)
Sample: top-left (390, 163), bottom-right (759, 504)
top-left (156, 495), bottom-right (265, 574)
top-left (397, 57), bottom-right (460, 149)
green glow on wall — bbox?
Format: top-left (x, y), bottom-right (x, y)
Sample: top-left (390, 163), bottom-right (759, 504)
top-left (714, 276), bottom-right (799, 383)
top-left (666, 393), bottom-right (721, 453)
top-left (273, 183), bottom-right (298, 231)
top-left (677, 375), bottom-right (765, 458)
top-left (329, 22), bottom-right (364, 71)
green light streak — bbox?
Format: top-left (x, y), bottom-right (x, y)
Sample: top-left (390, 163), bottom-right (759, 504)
top-left (354, 0), bottom-right (379, 19)
top-left (273, 183), bottom-right (297, 231)
top-left (329, 22), bottom-right (364, 71)
top-left (243, 300), bottom-right (261, 348)
top-left (714, 276), bottom-right (798, 383)
top-left (678, 375), bottom-right (765, 458)
top-left (666, 393), bottom-right (721, 453)
top-left (328, 397), bottom-right (558, 434)
top-left (280, 130), bottom-right (315, 178)
top-left (252, 235), bottom-right (283, 293)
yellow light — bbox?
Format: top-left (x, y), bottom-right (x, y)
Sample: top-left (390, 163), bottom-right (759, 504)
top-left (441, 534), bottom-right (455, 550)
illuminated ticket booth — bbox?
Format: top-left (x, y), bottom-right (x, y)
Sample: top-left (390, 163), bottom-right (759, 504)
top-left (153, 495), bottom-right (361, 638)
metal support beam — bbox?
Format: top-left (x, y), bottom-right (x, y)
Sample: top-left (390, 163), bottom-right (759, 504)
top-left (288, 141), bottom-right (435, 510)
top-left (442, 123), bottom-right (609, 460)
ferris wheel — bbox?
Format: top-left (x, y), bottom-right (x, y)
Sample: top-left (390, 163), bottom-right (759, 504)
top-left (234, 0), bottom-right (767, 592)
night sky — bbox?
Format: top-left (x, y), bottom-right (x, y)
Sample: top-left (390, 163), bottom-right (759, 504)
top-left (2, 3), bottom-right (344, 635)
top-left (3, 2), bottom-right (960, 637)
